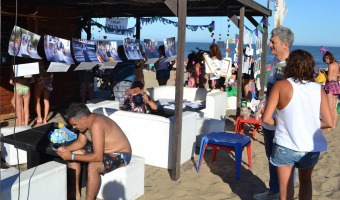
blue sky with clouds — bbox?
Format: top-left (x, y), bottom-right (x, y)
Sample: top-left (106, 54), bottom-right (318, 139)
top-left (84, 0), bottom-right (340, 47)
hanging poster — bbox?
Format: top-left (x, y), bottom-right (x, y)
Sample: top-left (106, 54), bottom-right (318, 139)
top-left (8, 26), bottom-right (42, 59)
top-left (72, 38), bottom-right (98, 63)
top-left (96, 41), bottom-right (122, 63)
top-left (164, 37), bottom-right (177, 58)
top-left (144, 39), bottom-right (159, 64)
top-left (123, 38), bottom-right (143, 60)
top-left (221, 57), bottom-right (232, 78)
top-left (44, 35), bottom-right (74, 64)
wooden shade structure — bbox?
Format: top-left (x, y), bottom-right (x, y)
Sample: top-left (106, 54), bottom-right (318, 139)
top-left (1, 0), bottom-right (271, 180)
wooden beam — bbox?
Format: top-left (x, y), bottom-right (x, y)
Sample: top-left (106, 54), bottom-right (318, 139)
top-left (236, 7), bottom-right (245, 116)
top-left (171, 0), bottom-right (186, 181)
top-left (165, 0), bottom-right (178, 16)
top-left (259, 0), bottom-right (271, 100)
top-left (236, 0), bottom-right (271, 16)
top-left (229, 15), bottom-right (240, 28)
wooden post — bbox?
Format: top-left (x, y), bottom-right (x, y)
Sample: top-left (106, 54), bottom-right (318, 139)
top-left (259, 21), bottom-right (268, 100)
top-left (171, 0), bottom-right (186, 181)
top-left (259, 1), bottom-right (270, 100)
top-left (236, 7), bottom-right (245, 116)
top-left (136, 16), bottom-right (141, 40)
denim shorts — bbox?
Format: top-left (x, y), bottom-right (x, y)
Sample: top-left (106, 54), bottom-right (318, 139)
top-left (270, 143), bottom-right (320, 169)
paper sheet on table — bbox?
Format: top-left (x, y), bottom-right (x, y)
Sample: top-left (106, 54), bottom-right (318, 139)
top-left (74, 62), bottom-right (98, 71)
top-left (157, 99), bottom-right (174, 105)
top-left (184, 102), bottom-right (200, 108)
top-left (13, 62), bottom-right (39, 77)
top-left (47, 62), bottom-right (71, 72)
top-left (163, 104), bottom-right (186, 110)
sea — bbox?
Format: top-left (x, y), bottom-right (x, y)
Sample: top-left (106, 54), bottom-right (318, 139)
top-left (115, 40), bottom-right (340, 70)
top-left (183, 42), bottom-right (340, 70)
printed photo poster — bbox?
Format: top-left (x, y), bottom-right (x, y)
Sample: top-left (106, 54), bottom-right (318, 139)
top-left (72, 38), bottom-right (98, 63)
top-left (96, 41), bottom-right (122, 63)
top-left (144, 39), bottom-right (159, 59)
top-left (44, 35), bottom-right (74, 64)
top-left (221, 57), bottom-right (232, 78)
top-left (123, 38), bottom-right (143, 60)
top-left (8, 26), bottom-right (42, 59)
top-left (144, 39), bottom-right (160, 64)
top-left (164, 37), bottom-right (177, 58)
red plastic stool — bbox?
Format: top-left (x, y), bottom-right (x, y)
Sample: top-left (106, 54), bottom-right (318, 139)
top-left (196, 132), bottom-right (252, 180)
top-left (234, 116), bottom-right (262, 137)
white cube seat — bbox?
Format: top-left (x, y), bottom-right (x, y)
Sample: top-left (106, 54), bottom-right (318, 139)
top-left (86, 100), bottom-right (120, 113)
top-left (1, 126), bottom-right (31, 165)
top-left (97, 155), bottom-right (145, 200)
top-left (1, 161), bottom-right (67, 200)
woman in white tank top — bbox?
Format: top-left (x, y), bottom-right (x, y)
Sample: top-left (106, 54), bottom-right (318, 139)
top-left (262, 50), bottom-right (333, 200)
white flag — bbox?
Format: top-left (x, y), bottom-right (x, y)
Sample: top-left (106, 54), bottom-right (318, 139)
top-left (273, 0), bottom-right (288, 28)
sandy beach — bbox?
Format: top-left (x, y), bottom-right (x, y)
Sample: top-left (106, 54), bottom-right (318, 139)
top-left (1, 70), bottom-right (339, 199)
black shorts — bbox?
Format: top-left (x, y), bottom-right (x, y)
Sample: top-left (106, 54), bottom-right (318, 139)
top-left (84, 145), bottom-right (132, 174)
top-left (242, 73), bottom-right (254, 80)
top-left (156, 69), bottom-right (170, 80)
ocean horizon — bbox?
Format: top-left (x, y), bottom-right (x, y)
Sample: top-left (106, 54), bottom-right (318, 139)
top-left (114, 40), bottom-right (340, 69)
top-left (184, 42), bottom-right (340, 70)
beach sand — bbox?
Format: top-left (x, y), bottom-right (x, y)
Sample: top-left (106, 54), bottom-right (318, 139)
top-left (1, 70), bottom-right (339, 199)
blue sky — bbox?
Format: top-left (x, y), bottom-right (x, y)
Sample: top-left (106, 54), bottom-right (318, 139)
top-left (84, 0), bottom-right (340, 47)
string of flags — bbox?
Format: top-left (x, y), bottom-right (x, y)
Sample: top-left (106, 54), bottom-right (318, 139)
top-left (85, 17), bottom-right (215, 37)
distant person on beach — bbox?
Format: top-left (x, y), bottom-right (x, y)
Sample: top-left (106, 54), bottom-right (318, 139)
top-left (322, 51), bottom-right (340, 129)
top-left (34, 61), bottom-right (53, 125)
top-left (185, 51), bottom-right (206, 88)
top-left (154, 45), bottom-right (174, 86)
top-left (254, 26), bottom-right (294, 200)
top-left (207, 43), bottom-right (225, 90)
top-left (135, 44), bottom-right (146, 84)
top-left (79, 70), bottom-right (94, 103)
top-left (56, 103), bottom-right (132, 200)
top-left (122, 81), bottom-right (158, 113)
top-left (262, 49), bottom-right (333, 200)
top-left (242, 45), bottom-right (255, 101)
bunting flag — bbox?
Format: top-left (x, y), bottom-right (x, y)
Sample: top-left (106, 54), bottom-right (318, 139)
top-left (85, 17), bottom-right (215, 37)
top-left (140, 17), bottom-right (215, 32)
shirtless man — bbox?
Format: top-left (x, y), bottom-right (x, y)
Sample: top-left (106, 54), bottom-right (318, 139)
top-left (57, 103), bottom-right (132, 200)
